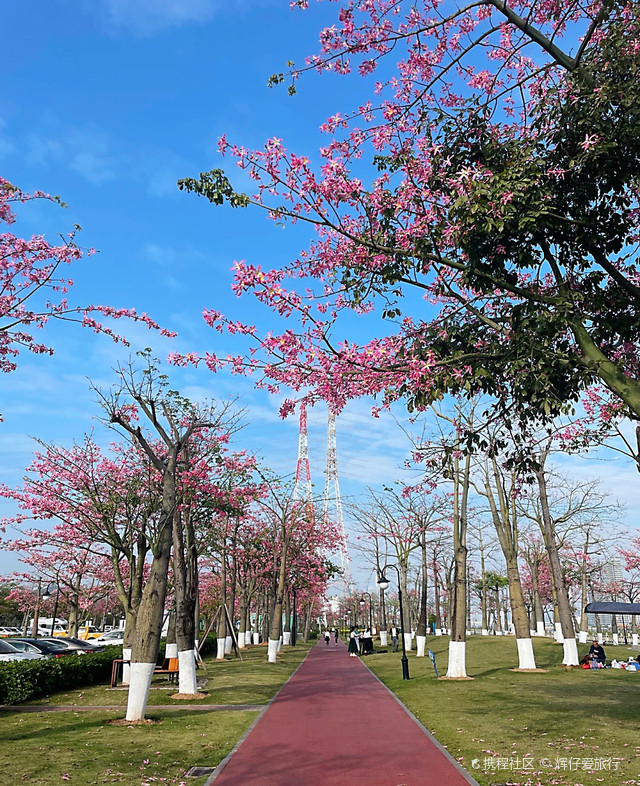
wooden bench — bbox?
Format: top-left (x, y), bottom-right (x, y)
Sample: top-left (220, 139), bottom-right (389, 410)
top-left (110, 658), bottom-right (128, 688)
top-left (154, 657), bottom-right (179, 684)
top-left (111, 657), bottom-right (179, 687)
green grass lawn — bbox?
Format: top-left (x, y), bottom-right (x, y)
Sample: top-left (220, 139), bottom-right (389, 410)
top-left (4, 636), bottom-right (640, 785)
top-left (27, 644), bottom-right (309, 708)
top-left (365, 634), bottom-right (640, 786)
top-left (0, 643), bottom-right (311, 784)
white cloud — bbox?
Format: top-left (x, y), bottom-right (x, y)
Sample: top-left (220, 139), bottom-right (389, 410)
top-left (24, 124), bottom-right (122, 185)
top-left (102, 0), bottom-right (220, 35)
top-left (70, 151), bottom-right (118, 185)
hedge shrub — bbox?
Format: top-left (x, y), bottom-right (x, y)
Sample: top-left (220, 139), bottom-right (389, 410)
top-left (0, 637), bottom-right (219, 705)
top-left (0, 645), bottom-right (121, 705)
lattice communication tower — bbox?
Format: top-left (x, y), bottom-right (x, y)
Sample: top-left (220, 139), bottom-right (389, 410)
top-left (293, 402), bottom-right (313, 508)
top-left (322, 410), bottom-right (353, 594)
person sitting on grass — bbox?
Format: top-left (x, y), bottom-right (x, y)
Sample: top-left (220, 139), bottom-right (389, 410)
top-left (588, 640), bottom-right (606, 665)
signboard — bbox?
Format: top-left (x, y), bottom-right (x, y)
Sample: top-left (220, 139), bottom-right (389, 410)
top-left (427, 649), bottom-right (438, 677)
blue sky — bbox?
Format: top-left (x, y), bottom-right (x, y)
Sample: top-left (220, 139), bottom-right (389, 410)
top-left (0, 0), bottom-right (420, 585)
top-left (1, 0), bottom-right (637, 585)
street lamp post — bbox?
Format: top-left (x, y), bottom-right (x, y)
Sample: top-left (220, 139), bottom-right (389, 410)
top-left (291, 587), bottom-right (297, 646)
top-left (31, 578), bottom-right (42, 638)
top-left (32, 579), bottom-right (53, 638)
top-left (359, 592), bottom-right (373, 631)
top-left (49, 575), bottom-right (60, 637)
top-left (377, 564), bottom-right (410, 680)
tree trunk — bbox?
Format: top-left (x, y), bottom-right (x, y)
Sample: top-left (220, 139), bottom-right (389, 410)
top-left (578, 547), bottom-right (589, 644)
top-left (478, 544), bottom-right (488, 634)
top-left (268, 547), bottom-right (288, 663)
top-left (216, 544), bottom-right (227, 660)
top-left (446, 445), bottom-right (470, 678)
top-left (126, 510), bottom-right (173, 721)
top-left (535, 459), bottom-right (579, 666)
top-left (433, 555), bottom-right (442, 635)
top-left (165, 609), bottom-right (177, 658)
top-left (283, 593), bottom-right (291, 645)
top-left (172, 506), bottom-right (199, 696)
top-left (484, 461), bottom-right (536, 669)
top-left (416, 533), bottom-right (428, 656)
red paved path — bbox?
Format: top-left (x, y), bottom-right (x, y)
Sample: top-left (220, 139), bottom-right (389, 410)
top-left (209, 641), bottom-right (477, 786)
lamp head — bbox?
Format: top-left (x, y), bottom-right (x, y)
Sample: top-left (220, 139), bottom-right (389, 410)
top-left (359, 598), bottom-right (365, 606)
top-left (377, 574), bottom-right (390, 591)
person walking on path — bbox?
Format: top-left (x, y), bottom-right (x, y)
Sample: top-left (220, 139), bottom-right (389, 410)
top-left (390, 624), bottom-right (399, 652)
top-left (207, 638), bottom-right (478, 786)
top-left (334, 627), bottom-right (339, 645)
top-left (324, 630), bottom-right (331, 645)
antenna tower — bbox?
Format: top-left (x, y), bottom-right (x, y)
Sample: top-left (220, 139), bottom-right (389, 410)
top-left (293, 402), bottom-right (313, 508)
top-left (323, 409), bottom-right (353, 594)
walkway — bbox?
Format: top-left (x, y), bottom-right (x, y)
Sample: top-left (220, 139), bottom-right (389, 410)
top-left (207, 640), bottom-right (478, 786)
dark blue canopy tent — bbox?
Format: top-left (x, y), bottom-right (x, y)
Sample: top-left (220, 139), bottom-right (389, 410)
top-left (584, 601), bottom-right (640, 615)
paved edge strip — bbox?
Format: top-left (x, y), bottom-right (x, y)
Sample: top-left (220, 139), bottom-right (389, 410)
top-left (361, 657), bottom-right (481, 786)
top-left (204, 646), bottom-right (314, 786)
top-left (0, 704), bottom-right (264, 713)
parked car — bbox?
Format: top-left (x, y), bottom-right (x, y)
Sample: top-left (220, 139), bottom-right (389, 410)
top-left (41, 636), bottom-right (105, 654)
top-left (89, 629), bottom-right (124, 646)
top-left (6, 638), bottom-right (74, 658)
top-left (0, 639), bottom-right (43, 661)
top-left (0, 627), bottom-right (21, 637)
top-left (77, 625), bottom-right (104, 640)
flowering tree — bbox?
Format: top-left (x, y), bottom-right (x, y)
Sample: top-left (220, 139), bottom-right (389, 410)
top-left (0, 436), bottom-right (159, 645)
top-left (96, 353), bottom-right (238, 719)
top-left (175, 0), bottom-right (640, 443)
top-left (0, 178), bottom-right (172, 396)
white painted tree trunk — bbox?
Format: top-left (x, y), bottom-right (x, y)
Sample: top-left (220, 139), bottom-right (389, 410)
top-left (516, 638), bottom-right (537, 669)
top-left (435, 628), bottom-right (443, 636)
top-left (481, 629), bottom-right (489, 636)
top-left (613, 633), bottom-right (619, 645)
top-left (597, 632), bottom-right (604, 644)
top-left (562, 637), bottom-right (579, 666)
top-left (224, 635), bottom-right (233, 655)
top-left (252, 632), bottom-right (260, 645)
top-left (267, 638), bottom-right (279, 663)
top-left (238, 631), bottom-right (247, 649)
top-left (283, 632), bottom-right (291, 645)
top-left (178, 650), bottom-right (198, 695)
top-left (416, 635), bottom-right (426, 657)
top-left (633, 633), bottom-right (639, 647)
top-left (446, 640), bottom-right (467, 678)
top-left (529, 629), bottom-right (536, 637)
top-left (277, 637), bottom-right (282, 652)
top-left (166, 642), bottom-right (179, 658)
top-left (216, 638), bottom-right (226, 660)
top-left (122, 647), bottom-right (132, 686)
top-left (554, 622), bottom-right (564, 642)
top-left (536, 621), bottom-right (545, 637)
top-left (379, 631), bottom-right (388, 646)
top-left (403, 632), bottom-right (412, 651)
top-left (125, 662), bottom-right (155, 721)
top-left (578, 631), bottom-right (588, 644)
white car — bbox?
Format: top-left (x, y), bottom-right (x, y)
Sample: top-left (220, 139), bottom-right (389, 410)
top-left (0, 639), bottom-right (43, 661)
top-left (0, 627), bottom-right (21, 637)
top-left (89, 629), bottom-right (124, 646)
